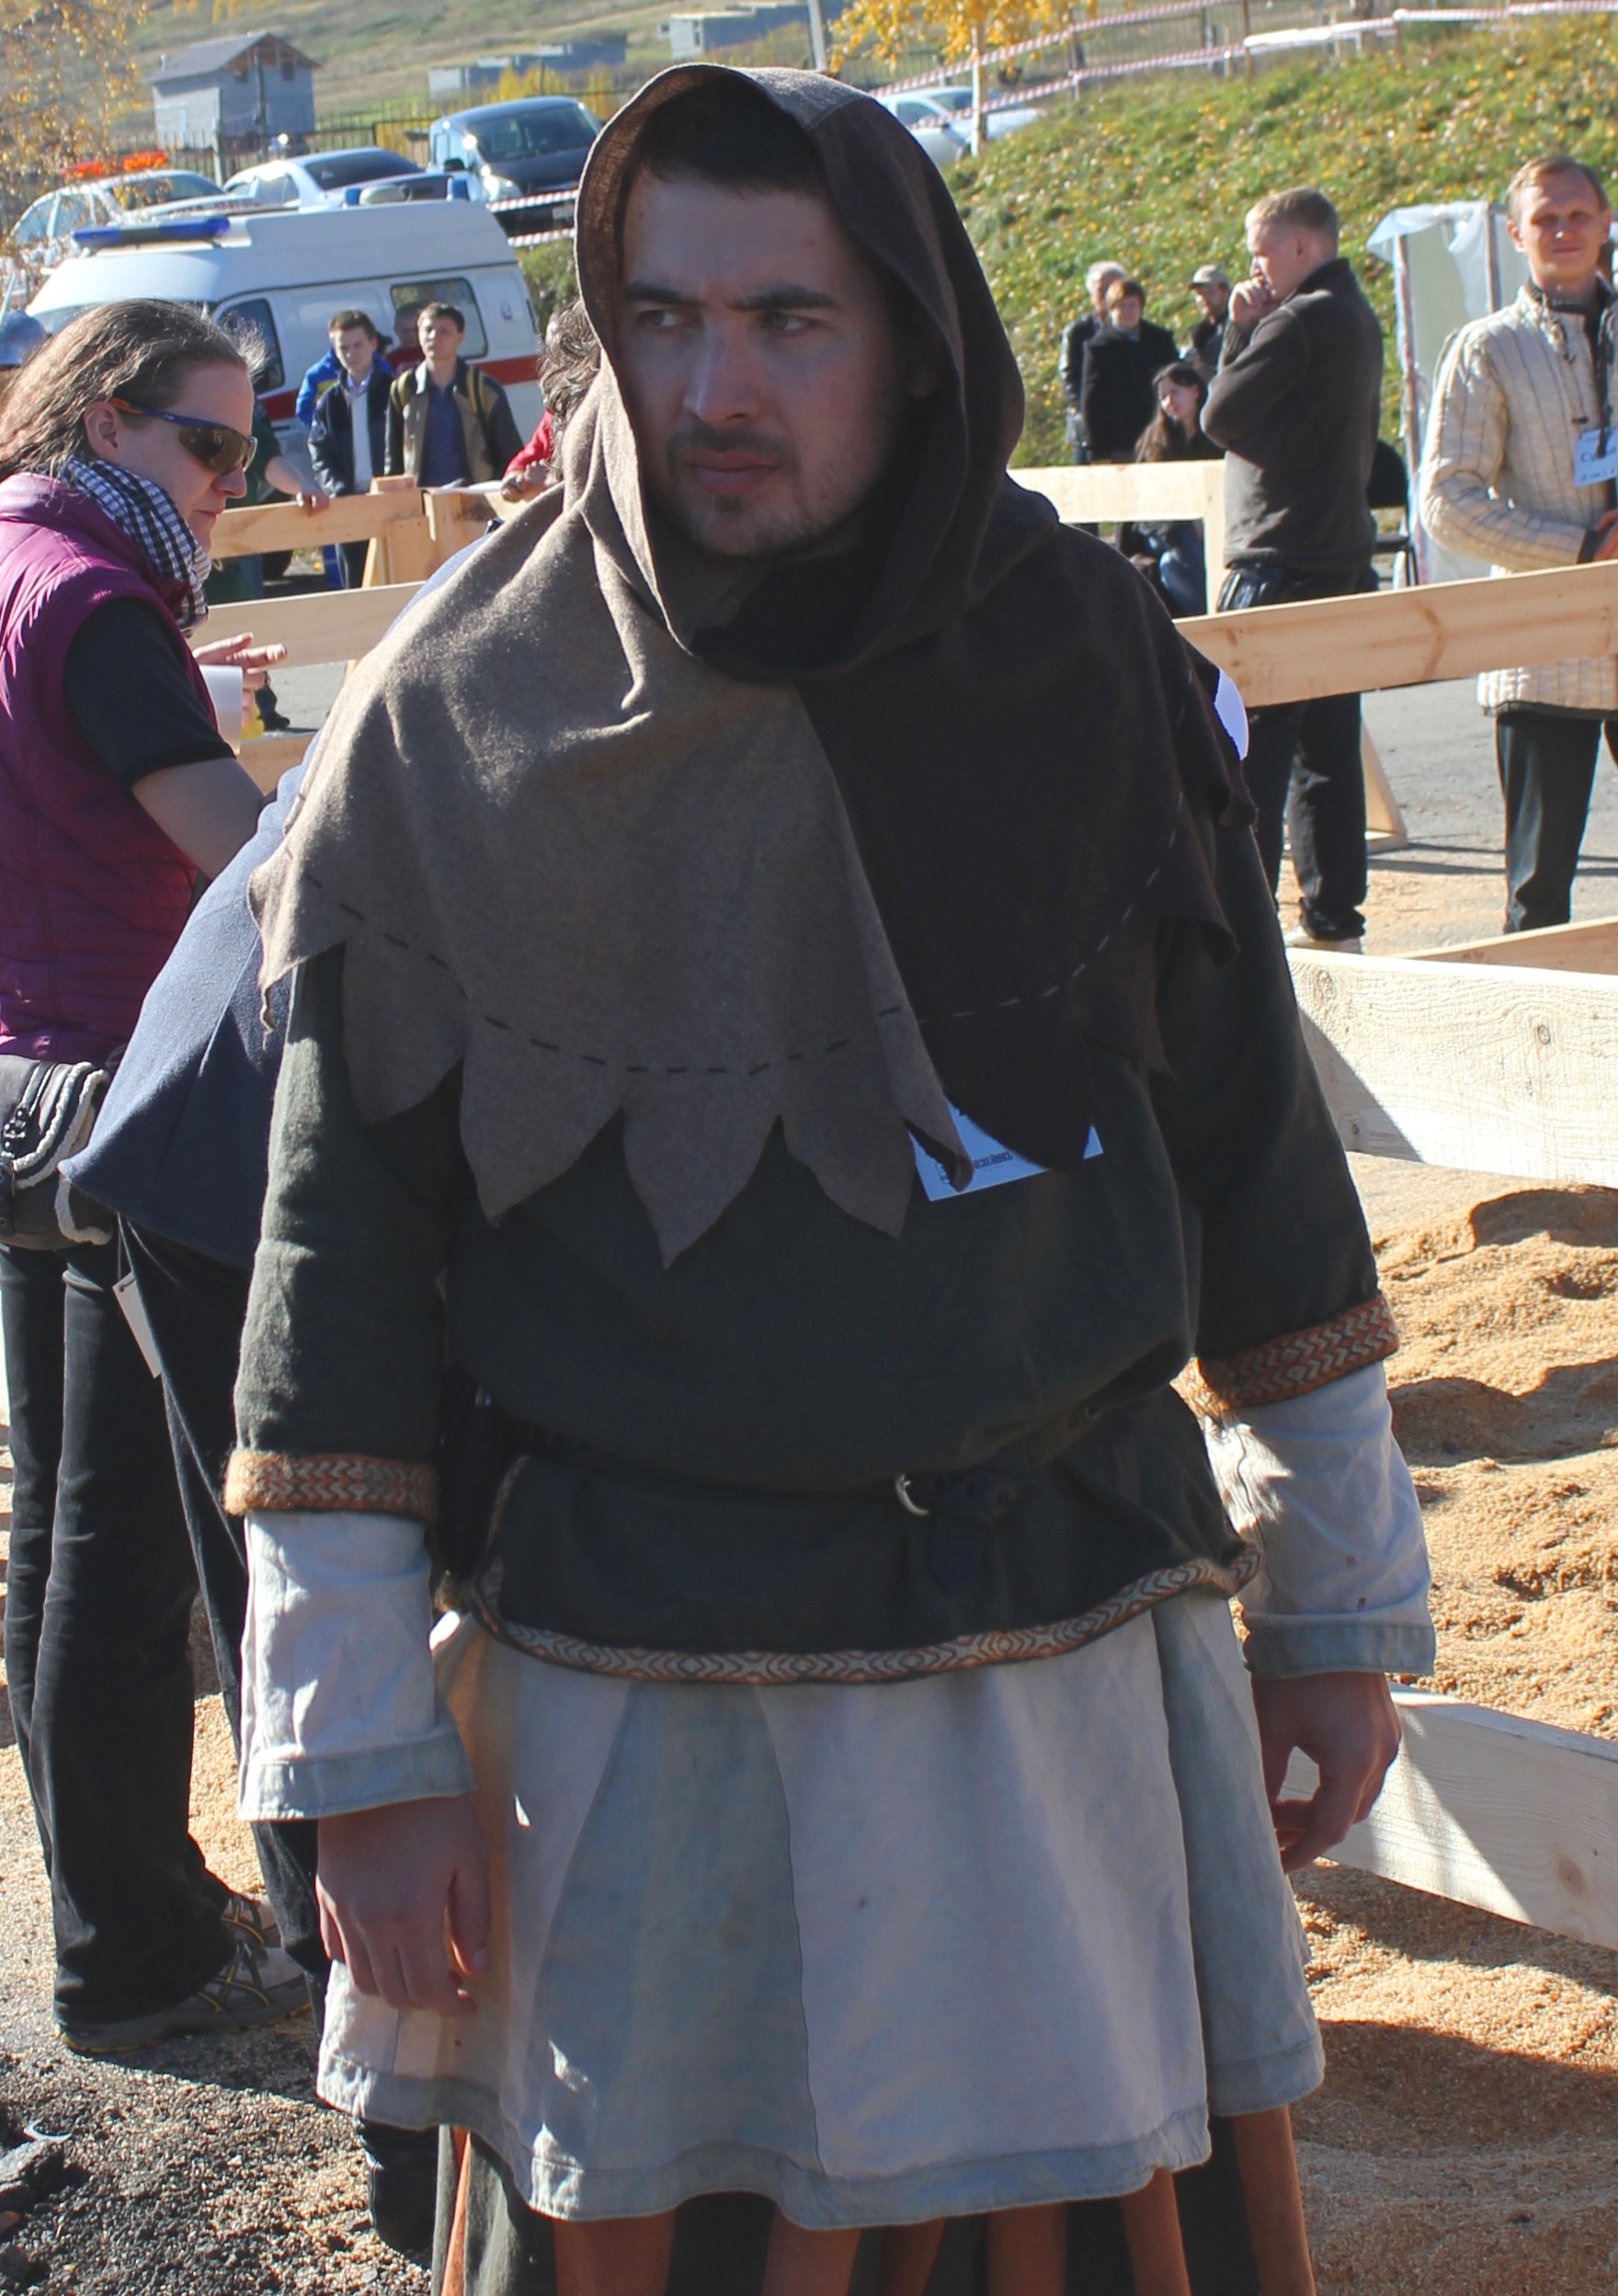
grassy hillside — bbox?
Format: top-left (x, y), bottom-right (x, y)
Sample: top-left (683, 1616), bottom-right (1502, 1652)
top-left (951, 17), bottom-right (1618, 463)
top-left (520, 17), bottom-right (1614, 455)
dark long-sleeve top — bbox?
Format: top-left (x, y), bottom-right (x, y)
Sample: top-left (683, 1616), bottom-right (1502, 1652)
top-left (1079, 320), bottom-right (1179, 463)
top-left (233, 797), bottom-right (1391, 1672)
top-left (1202, 257), bottom-right (1383, 572)
top-left (66, 599), bottom-right (234, 785)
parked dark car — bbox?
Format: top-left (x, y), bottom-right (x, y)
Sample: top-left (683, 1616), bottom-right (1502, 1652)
top-left (427, 98), bottom-right (601, 215)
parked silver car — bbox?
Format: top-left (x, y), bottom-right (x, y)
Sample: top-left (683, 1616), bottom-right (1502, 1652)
top-left (876, 85), bottom-right (1043, 166)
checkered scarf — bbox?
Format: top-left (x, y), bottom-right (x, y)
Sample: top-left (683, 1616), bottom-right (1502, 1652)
top-left (63, 454), bottom-right (210, 629)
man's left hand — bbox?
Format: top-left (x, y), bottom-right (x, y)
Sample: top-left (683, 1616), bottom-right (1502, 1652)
top-left (1250, 1672), bottom-right (1402, 1872)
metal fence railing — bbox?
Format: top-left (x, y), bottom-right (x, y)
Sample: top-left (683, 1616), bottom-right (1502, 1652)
top-left (82, 0), bottom-right (1618, 216)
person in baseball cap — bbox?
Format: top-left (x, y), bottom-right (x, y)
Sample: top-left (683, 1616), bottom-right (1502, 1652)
top-left (1184, 264), bottom-right (1232, 377)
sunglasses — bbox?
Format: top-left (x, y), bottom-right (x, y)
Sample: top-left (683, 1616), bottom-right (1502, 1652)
top-left (109, 399), bottom-right (257, 476)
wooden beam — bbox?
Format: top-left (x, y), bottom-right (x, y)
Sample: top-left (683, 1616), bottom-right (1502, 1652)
top-left (1361, 725), bottom-right (1407, 850)
top-left (1019, 463), bottom-right (1227, 611)
top-left (1290, 945), bottom-right (1618, 1182)
top-left (211, 489), bottom-right (427, 559)
top-left (194, 582), bottom-right (420, 670)
top-left (1019, 461), bottom-right (1225, 525)
top-left (239, 730), bottom-right (313, 792)
top-left (1414, 916), bottom-right (1618, 975)
top-left (1286, 1690), bottom-right (1618, 1950)
top-left (1180, 557), bottom-right (1618, 708)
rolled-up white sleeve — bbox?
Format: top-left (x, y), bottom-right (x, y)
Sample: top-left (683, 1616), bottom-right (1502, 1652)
top-left (239, 1508), bottom-right (474, 1821)
top-left (1202, 1362), bottom-right (1435, 1680)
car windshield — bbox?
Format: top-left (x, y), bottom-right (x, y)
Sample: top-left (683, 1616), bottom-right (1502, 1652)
top-left (471, 105), bottom-right (597, 162)
top-left (110, 171), bottom-right (221, 210)
top-left (304, 150), bottom-right (421, 190)
top-left (931, 88), bottom-right (972, 113)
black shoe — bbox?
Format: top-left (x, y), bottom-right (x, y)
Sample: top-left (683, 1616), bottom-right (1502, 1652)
top-left (358, 2118), bottom-right (439, 2257)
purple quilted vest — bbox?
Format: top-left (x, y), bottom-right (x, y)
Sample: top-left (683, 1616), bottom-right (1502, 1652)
top-left (0, 474), bottom-right (206, 1062)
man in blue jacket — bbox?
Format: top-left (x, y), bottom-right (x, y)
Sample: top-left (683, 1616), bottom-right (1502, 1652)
top-left (307, 312), bottom-right (394, 586)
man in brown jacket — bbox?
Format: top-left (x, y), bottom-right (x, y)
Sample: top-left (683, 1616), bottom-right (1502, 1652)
top-left (383, 300), bottom-right (523, 486)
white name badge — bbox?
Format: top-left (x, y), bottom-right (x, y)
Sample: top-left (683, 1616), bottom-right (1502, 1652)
top-left (1574, 427), bottom-right (1618, 487)
top-left (913, 1102), bottom-right (1101, 1203)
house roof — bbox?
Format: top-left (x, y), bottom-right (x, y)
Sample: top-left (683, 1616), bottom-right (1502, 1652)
top-left (149, 30), bottom-right (318, 85)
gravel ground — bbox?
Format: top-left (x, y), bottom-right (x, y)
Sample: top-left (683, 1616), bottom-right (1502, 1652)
top-left (0, 1636), bottom-right (428, 2294)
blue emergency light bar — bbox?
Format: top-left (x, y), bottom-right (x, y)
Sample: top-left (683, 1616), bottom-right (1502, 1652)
top-left (71, 214), bottom-right (234, 251)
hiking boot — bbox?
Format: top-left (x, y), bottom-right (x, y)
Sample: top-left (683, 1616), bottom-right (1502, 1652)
top-left (221, 1890), bottom-right (280, 1949)
top-left (55, 1936), bottom-right (309, 2055)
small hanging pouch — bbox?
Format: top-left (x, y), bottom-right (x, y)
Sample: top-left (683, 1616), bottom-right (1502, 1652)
top-left (0, 1054), bottom-right (117, 1249)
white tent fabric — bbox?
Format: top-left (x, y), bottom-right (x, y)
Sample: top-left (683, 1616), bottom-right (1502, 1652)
top-left (1367, 200), bottom-right (1530, 584)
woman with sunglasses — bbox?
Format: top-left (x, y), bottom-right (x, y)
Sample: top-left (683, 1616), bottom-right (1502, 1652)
top-left (0, 298), bottom-right (307, 2052)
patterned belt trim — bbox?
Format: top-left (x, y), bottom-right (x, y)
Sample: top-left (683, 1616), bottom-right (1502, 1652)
top-left (463, 1543), bottom-right (1260, 1687)
top-left (1182, 1292), bottom-right (1399, 1419)
top-left (223, 1448), bottom-right (439, 1525)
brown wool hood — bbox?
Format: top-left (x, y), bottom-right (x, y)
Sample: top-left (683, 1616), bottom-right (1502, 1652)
top-left (249, 64), bottom-right (1244, 1267)
top-left (567, 64), bottom-right (1054, 678)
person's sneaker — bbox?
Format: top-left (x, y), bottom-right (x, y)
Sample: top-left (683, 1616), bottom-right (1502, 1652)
top-left (358, 2119), bottom-right (439, 2258)
top-left (55, 1936), bottom-right (310, 2055)
top-left (221, 1890), bottom-right (280, 1949)
top-left (1284, 926), bottom-right (1363, 954)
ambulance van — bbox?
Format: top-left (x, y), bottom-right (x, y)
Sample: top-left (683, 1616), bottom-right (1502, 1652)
top-left (28, 200), bottom-right (543, 444)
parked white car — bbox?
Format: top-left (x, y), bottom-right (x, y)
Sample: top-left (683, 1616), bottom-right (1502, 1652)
top-left (220, 147), bottom-right (423, 209)
top-left (876, 85), bottom-right (1043, 166)
top-left (6, 170), bottom-right (223, 268)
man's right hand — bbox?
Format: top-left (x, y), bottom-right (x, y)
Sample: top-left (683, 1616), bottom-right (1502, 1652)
top-left (317, 1794), bottom-right (491, 2018)
top-left (1228, 277), bottom-right (1278, 333)
top-left (1590, 507), bottom-right (1618, 562)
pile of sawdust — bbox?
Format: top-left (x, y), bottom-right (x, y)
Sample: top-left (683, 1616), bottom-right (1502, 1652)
top-left (1376, 1184), bottom-right (1618, 1735)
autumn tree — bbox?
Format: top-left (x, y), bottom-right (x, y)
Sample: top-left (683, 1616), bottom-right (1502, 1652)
top-left (834, 0), bottom-right (1083, 74)
top-left (0, 0), bottom-right (150, 230)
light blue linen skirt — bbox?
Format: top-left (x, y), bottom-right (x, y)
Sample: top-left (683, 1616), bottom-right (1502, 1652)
top-left (316, 1588), bottom-right (1321, 2227)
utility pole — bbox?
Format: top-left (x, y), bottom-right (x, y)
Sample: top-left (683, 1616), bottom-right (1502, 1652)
top-left (970, 27), bottom-right (984, 155)
top-left (805, 0), bottom-right (829, 72)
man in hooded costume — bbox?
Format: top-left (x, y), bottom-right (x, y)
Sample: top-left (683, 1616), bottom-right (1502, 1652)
top-left (227, 66), bottom-right (1431, 2296)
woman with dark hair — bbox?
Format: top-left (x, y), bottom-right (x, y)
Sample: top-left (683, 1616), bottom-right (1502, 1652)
top-left (501, 298), bottom-right (601, 501)
top-left (0, 297), bottom-right (306, 2052)
top-left (1120, 360), bottom-right (1222, 617)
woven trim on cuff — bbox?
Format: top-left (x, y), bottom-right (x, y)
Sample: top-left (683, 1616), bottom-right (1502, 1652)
top-left (1183, 1293), bottom-right (1398, 1418)
top-left (224, 1449), bottom-right (438, 1524)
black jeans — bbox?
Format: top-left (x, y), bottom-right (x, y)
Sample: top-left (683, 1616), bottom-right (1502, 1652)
top-left (122, 1224), bottom-right (325, 1998)
top-left (1495, 707), bottom-right (1618, 933)
top-left (1219, 560), bottom-right (1378, 942)
top-left (0, 1236), bottom-right (234, 2023)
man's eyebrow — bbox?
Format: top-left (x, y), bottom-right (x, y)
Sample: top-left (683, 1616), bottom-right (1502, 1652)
top-left (620, 277), bottom-right (841, 312)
